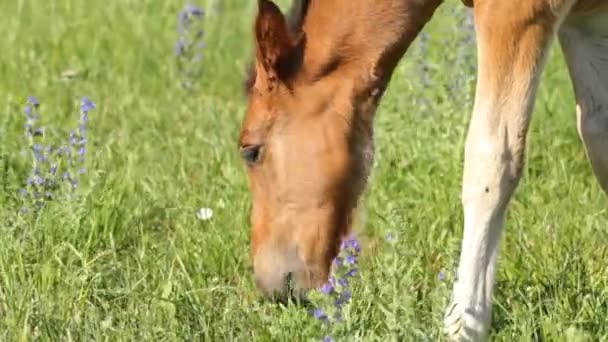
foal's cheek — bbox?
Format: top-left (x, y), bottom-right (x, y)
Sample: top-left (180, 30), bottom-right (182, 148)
top-left (249, 199), bottom-right (270, 260)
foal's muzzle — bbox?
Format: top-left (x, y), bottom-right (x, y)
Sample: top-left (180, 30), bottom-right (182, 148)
top-left (253, 243), bottom-right (311, 302)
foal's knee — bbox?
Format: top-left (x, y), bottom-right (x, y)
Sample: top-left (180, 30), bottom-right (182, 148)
top-left (462, 134), bottom-right (526, 207)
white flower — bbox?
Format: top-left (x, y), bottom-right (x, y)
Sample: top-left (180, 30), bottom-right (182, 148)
top-left (196, 207), bottom-right (213, 221)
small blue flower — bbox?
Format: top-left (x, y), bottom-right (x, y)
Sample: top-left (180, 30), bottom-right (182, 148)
top-left (334, 291), bottom-right (352, 307)
top-left (36, 176), bottom-right (45, 185)
top-left (345, 254), bottom-right (357, 265)
top-left (175, 38), bottom-right (187, 56)
top-left (28, 96), bottom-right (39, 107)
top-left (186, 4), bottom-right (204, 16)
top-left (69, 131), bottom-right (77, 145)
top-left (328, 275), bottom-right (337, 287)
top-left (320, 282), bottom-right (334, 294)
top-left (350, 240), bottom-right (361, 253)
top-left (175, 3), bottom-right (205, 88)
top-left (439, 271), bottom-right (445, 281)
top-left (80, 97), bottom-right (96, 112)
top-left (340, 236), bottom-right (361, 252)
top-left (323, 337), bottom-right (333, 342)
top-left (333, 256), bottom-right (343, 267)
top-left (345, 268), bottom-right (358, 278)
top-left (35, 153), bottom-right (47, 163)
top-left (313, 308), bottom-right (328, 321)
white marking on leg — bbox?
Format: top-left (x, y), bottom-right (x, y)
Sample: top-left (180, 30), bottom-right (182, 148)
top-left (444, 3), bottom-right (576, 340)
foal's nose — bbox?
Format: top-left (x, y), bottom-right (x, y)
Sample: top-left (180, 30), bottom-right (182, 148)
top-left (253, 245), bottom-right (308, 302)
top-left (254, 272), bottom-right (295, 302)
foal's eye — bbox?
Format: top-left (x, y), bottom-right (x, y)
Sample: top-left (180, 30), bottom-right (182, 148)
top-left (240, 144), bottom-right (263, 165)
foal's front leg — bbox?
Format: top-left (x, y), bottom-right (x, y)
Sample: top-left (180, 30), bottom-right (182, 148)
top-left (443, 2), bottom-right (572, 340)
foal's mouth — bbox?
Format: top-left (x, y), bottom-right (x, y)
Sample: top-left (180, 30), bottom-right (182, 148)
top-left (257, 271), bottom-right (314, 307)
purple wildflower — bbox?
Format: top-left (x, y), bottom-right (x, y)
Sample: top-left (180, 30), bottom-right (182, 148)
top-left (313, 308), bottom-right (328, 321)
top-left (345, 254), bottom-right (357, 265)
top-left (186, 4), bottom-right (204, 16)
top-left (310, 234), bottom-right (361, 329)
top-left (175, 39), bottom-right (187, 56)
top-left (341, 235), bottom-right (361, 253)
top-left (175, 3), bottom-right (205, 89)
top-left (323, 337), bottom-right (333, 342)
top-left (18, 95), bottom-right (95, 215)
top-left (34, 176), bottom-right (44, 186)
top-left (178, 4), bottom-right (204, 32)
top-left (28, 96), bottom-right (39, 107)
top-left (80, 97), bottom-right (96, 113)
top-left (439, 271), bottom-right (445, 281)
top-left (69, 131), bottom-right (77, 146)
top-left (334, 291), bottom-right (352, 307)
top-left (320, 282), bottom-right (334, 295)
top-left (333, 256), bottom-right (343, 267)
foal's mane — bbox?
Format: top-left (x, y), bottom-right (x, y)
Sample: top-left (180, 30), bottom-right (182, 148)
top-left (243, 0), bottom-right (311, 96)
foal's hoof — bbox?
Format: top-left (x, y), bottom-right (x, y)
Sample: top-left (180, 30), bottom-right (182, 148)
top-left (443, 301), bottom-right (489, 342)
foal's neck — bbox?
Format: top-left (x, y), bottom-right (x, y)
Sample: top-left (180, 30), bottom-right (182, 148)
top-left (300, 0), bottom-right (443, 89)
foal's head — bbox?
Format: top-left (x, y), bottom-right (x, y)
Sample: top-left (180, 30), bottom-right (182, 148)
top-left (239, 0), bottom-right (436, 300)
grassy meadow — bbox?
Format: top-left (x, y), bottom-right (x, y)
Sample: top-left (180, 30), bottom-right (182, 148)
top-left (1, 0), bottom-right (607, 341)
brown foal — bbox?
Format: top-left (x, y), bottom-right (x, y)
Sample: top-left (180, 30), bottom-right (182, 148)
top-left (238, 0), bottom-right (608, 340)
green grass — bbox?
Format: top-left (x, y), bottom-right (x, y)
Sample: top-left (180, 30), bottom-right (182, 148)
top-left (1, 1), bottom-right (607, 341)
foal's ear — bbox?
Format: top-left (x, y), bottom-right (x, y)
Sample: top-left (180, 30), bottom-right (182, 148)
top-left (254, 0), bottom-right (303, 86)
